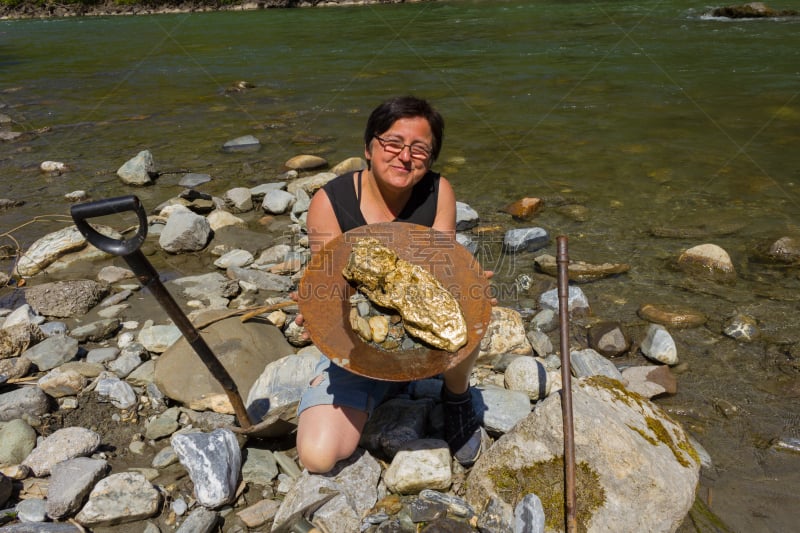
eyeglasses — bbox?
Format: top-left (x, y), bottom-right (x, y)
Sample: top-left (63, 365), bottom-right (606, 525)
top-left (374, 135), bottom-right (432, 160)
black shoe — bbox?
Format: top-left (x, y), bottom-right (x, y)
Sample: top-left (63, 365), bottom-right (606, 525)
top-left (441, 386), bottom-right (484, 467)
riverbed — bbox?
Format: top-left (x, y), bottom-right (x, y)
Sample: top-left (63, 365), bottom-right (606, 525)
top-left (1, 1), bottom-right (799, 530)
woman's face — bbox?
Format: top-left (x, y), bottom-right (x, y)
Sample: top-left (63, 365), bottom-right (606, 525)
top-left (366, 116), bottom-right (434, 193)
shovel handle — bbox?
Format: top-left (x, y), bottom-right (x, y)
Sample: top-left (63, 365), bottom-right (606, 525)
top-left (70, 195), bottom-right (149, 256)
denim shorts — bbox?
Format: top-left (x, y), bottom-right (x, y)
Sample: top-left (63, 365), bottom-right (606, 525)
top-left (297, 355), bottom-right (407, 416)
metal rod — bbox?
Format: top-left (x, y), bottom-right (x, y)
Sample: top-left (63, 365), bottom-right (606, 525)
top-left (122, 250), bottom-right (253, 430)
top-left (557, 235), bottom-right (577, 533)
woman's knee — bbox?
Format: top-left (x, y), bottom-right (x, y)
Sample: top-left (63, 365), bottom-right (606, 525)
top-left (296, 406), bottom-right (365, 474)
top-left (296, 438), bottom-right (339, 474)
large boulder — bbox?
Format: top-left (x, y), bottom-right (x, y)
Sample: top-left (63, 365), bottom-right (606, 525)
top-left (154, 316), bottom-right (294, 414)
top-left (466, 377), bottom-right (700, 533)
top-left (24, 280), bottom-right (108, 318)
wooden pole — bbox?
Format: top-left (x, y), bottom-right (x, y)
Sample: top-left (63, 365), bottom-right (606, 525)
top-left (557, 236), bottom-right (577, 533)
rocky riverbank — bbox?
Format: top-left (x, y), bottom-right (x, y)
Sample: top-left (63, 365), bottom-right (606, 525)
top-left (0, 0), bottom-right (417, 21)
top-left (3, 1), bottom-right (799, 21)
top-left (7, 139), bottom-right (793, 531)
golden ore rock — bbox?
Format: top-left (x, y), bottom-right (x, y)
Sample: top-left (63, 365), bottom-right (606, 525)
top-left (342, 237), bottom-right (468, 352)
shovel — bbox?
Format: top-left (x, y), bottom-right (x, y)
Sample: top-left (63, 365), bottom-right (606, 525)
top-left (70, 195), bottom-right (254, 430)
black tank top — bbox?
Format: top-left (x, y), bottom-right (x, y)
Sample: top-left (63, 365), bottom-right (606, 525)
top-left (322, 170), bottom-right (440, 232)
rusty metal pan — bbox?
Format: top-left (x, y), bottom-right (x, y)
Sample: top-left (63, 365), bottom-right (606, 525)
top-left (297, 222), bottom-right (492, 381)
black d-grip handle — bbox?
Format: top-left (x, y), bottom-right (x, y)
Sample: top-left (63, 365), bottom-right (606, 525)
top-left (70, 195), bottom-right (149, 257)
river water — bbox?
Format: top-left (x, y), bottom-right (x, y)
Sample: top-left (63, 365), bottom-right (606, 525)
top-left (1, 1), bottom-right (799, 530)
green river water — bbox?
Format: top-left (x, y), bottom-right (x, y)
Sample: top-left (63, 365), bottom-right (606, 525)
top-left (1, 1), bottom-right (799, 531)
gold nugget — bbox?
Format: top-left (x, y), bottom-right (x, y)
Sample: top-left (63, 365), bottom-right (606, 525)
top-left (342, 237), bottom-right (467, 352)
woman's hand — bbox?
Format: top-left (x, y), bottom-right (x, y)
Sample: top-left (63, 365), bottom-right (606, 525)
top-left (483, 270), bottom-right (498, 306)
top-left (289, 291), bottom-right (310, 340)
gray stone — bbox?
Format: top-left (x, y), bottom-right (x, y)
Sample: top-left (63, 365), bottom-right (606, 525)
top-left (254, 244), bottom-right (292, 266)
top-left (171, 497), bottom-right (188, 516)
top-left (456, 202), bottom-right (479, 231)
top-left (530, 309), bottom-right (557, 332)
top-left (95, 373), bottom-right (138, 409)
top-left (86, 347), bottom-right (119, 364)
top-left (274, 450), bottom-right (380, 533)
top-left (39, 321), bottom-right (68, 337)
top-left (226, 266), bottom-right (292, 292)
top-left (241, 447), bottom-right (279, 486)
top-left (261, 189), bottom-right (296, 215)
top-left (127, 359), bottom-right (156, 387)
top-left (171, 428), bottom-right (241, 508)
top-left (69, 318), bottom-right (120, 343)
top-left (213, 249), bottom-right (254, 269)
top-left (117, 150), bottom-right (157, 185)
top-left (2, 304), bottom-right (40, 328)
top-left (23, 426), bottom-right (101, 477)
top-left (75, 472), bottom-right (161, 526)
top-left (0, 418), bottom-right (37, 465)
top-left (273, 450), bottom-right (302, 480)
top-left (292, 187), bottom-right (311, 215)
top-left (46, 457), bottom-right (109, 519)
top-left (24, 280), bottom-right (108, 318)
top-left (570, 348), bottom-right (624, 380)
top-left (250, 182), bottom-right (287, 199)
top-left (223, 187), bottom-right (253, 213)
top-left (477, 496), bottom-right (513, 533)
top-left (152, 446), bottom-right (178, 469)
top-left (0, 387), bottom-right (50, 423)
top-left (526, 329), bottom-right (553, 358)
top-left (0, 524), bottom-right (82, 532)
top-left (168, 272), bottom-right (238, 310)
top-left (245, 352), bottom-right (320, 436)
top-left (538, 285), bottom-right (590, 316)
top-left (108, 342), bottom-right (146, 378)
top-left (175, 507), bottom-right (218, 533)
top-left (159, 209), bottom-right (211, 253)
top-left (640, 324), bottom-right (678, 365)
top-left (285, 172), bottom-right (335, 195)
top-left (222, 135), bottom-right (260, 152)
top-left (16, 498), bottom-right (47, 522)
top-left (514, 493), bottom-right (545, 533)
top-left (419, 489), bottom-right (475, 518)
top-left (474, 385), bottom-right (531, 435)
top-left (97, 266), bottom-right (135, 284)
top-left (138, 322), bottom-right (181, 353)
top-left (503, 227), bottom-right (549, 253)
top-left (456, 232), bottom-right (477, 255)
top-left (96, 303), bottom-right (129, 319)
top-left (179, 173), bottom-right (212, 188)
top-left (21, 335), bottom-right (79, 371)
top-left (145, 407), bottom-right (181, 441)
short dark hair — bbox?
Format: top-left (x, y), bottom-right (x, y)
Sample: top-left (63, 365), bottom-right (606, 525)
top-left (364, 96), bottom-right (445, 162)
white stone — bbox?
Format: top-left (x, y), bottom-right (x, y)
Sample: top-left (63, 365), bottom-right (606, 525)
top-left (641, 324), bottom-right (678, 365)
top-left (384, 439), bottom-right (452, 494)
